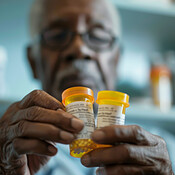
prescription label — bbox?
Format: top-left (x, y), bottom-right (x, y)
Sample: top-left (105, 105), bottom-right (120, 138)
top-left (97, 104), bottom-right (125, 129)
top-left (66, 101), bottom-right (95, 139)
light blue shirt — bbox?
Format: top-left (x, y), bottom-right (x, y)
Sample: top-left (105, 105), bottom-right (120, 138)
top-left (36, 144), bottom-right (96, 175)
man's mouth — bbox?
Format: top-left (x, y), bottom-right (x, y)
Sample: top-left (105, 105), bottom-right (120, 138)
top-left (58, 74), bottom-right (97, 92)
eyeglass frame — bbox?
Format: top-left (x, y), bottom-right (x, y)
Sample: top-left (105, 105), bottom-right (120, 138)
top-left (35, 27), bottom-right (118, 52)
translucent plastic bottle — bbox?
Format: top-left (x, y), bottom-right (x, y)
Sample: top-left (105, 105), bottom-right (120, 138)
top-left (96, 91), bottom-right (130, 148)
top-left (150, 65), bottom-right (172, 112)
top-left (62, 86), bottom-right (96, 158)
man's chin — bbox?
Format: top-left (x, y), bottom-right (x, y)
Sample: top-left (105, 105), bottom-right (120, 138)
top-left (51, 74), bottom-right (106, 101)
top-left (59, 81), bottom-right (98, 93)
top-left (54, 80), bottom-right (103, 101)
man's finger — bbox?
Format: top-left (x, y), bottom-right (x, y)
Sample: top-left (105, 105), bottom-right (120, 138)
top-left (12, 138), bottom-right (57, 156)
top-left (11, 107), bottom-right (84, 132)
top-left (18, 90), bottom-right (64, 110)
top-left (91, 125), bottom-right (157, 146)
top-left (81, 144), bottom-right (156, 167)
top-left (10, 121), bottom-right (76, 143)
top-left (96, 165), bottom-right (159, 175)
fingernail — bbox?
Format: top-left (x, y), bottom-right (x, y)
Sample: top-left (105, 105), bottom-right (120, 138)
top-left (60, 131), bottom-right (74, 141)
top-left (57, 108), bottom-right (64, 111)
top-left (81, 154), bottom-right (91, 166)
top-left (48, 145), bottom-right (57, 154)
top-left (96, 167), bottom-right (106, 175)
top-left (91, 131), bottom-right (105, 142)
top-left (71, 118), bottom-right (84, 130)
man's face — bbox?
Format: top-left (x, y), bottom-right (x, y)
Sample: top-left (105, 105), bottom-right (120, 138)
top-left (28, 0), bottom-right (120, 100)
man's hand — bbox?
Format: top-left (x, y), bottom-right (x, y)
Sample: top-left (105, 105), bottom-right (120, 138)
top-left (0, 90), bottom-right (84, 175)
top-left (81, 125), bottom-right (173, 175)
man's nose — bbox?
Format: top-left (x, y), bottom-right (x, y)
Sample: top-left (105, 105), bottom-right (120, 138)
top-left (63, 34), bottom-right (94, 62)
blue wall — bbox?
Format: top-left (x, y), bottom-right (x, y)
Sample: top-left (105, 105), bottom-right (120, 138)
top-left (0, 0), bottom-right (41, 101)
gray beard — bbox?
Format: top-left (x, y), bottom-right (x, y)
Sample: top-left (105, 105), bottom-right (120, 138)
top-left (52, 59), bottom-right (106, 100)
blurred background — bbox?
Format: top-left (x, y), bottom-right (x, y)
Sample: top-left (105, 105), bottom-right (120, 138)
top-left (0, 0), bottom-right (175, 170)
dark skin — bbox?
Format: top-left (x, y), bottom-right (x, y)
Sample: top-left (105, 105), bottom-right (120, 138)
top-left (0, 0), bottom-right (173, 174)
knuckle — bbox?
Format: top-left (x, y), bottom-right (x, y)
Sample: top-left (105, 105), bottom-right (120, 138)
top-left (119, 144), bottom-right (131, 162)
top-left (159, 157), bottom-right (172, 173)
top-left (30, 90), bottom-right (62, 110)
top-left (110, 125), bottom-right (117, 131)
top-left (156, 136), bottom-right (170, 156)
top-left (54, 128), bottom-right (61, 139)
top-left (16, 120), bottom-right (26, 137)
top-left (164, 160), bottom-right (173, 174)
top-left (159, 136), bottom-right (167, 147)
top-left (12, 139), bottom-right (21, 153)
top-left (132, 125), bottom-right (145, 142)
top-left (156, 159), bottom-right (172, 175)
top-left (19, 90), bottom-right (44, 109)
top-left (152, 140), bottom-right (173, 175)
top-left (122, 144), bottom-right (130, 154)
top-left (56, 110), bottom-right (64, 120)
top-left (26, 106), bottom-right (42, 120)
top-left (47, 125), bottom-right (60, 139)
top-left (3, 102), bottom-right (20, 117)
top-left (133, 125), bottom-right (142, 134)
top-left (8, 102), bottom-right (20, 110)
top-left (57, 110), bottom-right (72, 125)
top-left (30, 89), bottom-right (43, 98)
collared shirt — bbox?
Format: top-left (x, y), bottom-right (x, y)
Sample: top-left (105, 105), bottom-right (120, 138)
top-left (36, 144), bottom-right (96, 175)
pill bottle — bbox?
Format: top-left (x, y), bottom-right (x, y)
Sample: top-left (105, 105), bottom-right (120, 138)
top-left (96, 91), bottom-right (129, 148)
top-left (150, 65), bottom-right (172, 112)
top-left (62, 86), bottom-right (96, 158)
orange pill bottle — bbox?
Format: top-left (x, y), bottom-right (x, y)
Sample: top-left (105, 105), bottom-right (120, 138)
top-left (150, 65), bottom-right (172, 111)
top-left (62, 87), bottom-right (96, 158)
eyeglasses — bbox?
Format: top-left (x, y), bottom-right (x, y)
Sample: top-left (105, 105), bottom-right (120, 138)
top-left (39, 27), bottom-right (117, 51)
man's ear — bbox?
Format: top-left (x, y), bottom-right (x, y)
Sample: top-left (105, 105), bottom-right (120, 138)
top-left (26, 46), bottom-right (38, 79)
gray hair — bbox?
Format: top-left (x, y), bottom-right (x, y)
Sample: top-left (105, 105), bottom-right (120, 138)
top-left (101, 0), bottom-right (121, 38)
top-left (29, 0), bottom-right (121, 39)
top-left (29, 0), bottom-right (45, 39)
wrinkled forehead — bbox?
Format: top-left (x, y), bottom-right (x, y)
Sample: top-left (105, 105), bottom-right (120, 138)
top-left (37, 0), bottom-right (115, 32)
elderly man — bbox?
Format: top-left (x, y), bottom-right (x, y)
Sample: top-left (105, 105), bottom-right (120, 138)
top-left (0, 0), bottom-right (173, 174)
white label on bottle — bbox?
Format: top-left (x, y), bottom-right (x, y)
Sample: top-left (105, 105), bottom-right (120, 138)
top-left (158, 76), bottom-right (172, 111)
top-left (66, 101), bottom-right (95, 139)
top-left (97, 104), bottom-right (125, 129)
